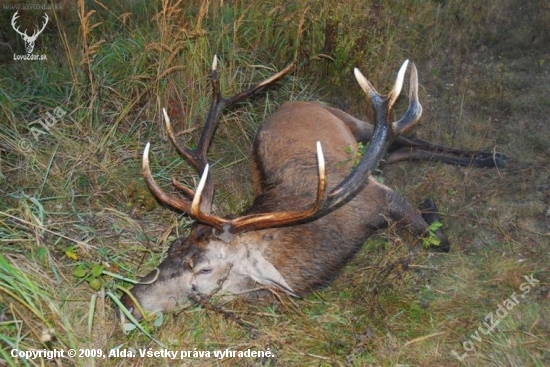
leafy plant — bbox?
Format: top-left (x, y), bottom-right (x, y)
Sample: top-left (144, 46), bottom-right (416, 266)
top-left (422, 221), bottom-right (443, 249)
top-left (73, 262), bottom-right (105, 291)
top-left (343, 141), bottom-right (367, 169)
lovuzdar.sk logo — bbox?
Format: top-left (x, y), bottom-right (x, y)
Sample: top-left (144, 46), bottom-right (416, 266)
top-left (11, 11), bottom-right (49, 61)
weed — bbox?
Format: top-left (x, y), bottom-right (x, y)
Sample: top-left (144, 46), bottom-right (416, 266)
top-left (422, 221), bottom-right (443, 249)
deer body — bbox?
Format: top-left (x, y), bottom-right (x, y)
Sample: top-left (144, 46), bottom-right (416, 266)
top-left (121, 60), bottom-right (505, 319)
top-left (251, 101), bottom-right (427, 293)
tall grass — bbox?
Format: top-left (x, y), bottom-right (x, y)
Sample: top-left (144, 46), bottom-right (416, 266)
top-left (1, 0), bottom-right (548, 365)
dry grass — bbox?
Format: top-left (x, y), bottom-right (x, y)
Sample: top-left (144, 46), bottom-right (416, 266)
top-left (1, 0), bottom-right (549, 366)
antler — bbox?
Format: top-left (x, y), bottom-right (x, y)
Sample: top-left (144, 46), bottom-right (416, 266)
top-left (143, 56), bottom-right (296, 219)
top-left (144, 59), bottom-right (421, 242)
top-left (218, 60), bottom-right (422, 234)
top-left (11, 11), bottom-right (27, 38)
top-left (11, 12), bottom-right (49, 40)
top-left (312, 60), bottom-right (422, 217)
top-left (34, 13), bottom-right (49, 39)
top-left (144, 140), bottom-right (327, 242)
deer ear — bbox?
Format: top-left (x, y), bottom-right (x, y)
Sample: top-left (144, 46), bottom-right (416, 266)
top-left (238, 250), bottom-right (297, 296)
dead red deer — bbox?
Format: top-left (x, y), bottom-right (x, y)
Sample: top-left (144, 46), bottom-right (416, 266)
top-left (121, 58), bottom-right (506, 319)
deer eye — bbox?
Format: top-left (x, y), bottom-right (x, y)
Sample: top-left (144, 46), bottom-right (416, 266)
top-left (197, 268), bottom-right (212, 275)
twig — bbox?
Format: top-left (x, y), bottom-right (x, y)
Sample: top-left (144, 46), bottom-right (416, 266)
top-left (188, 290), bottom-right (255, 329)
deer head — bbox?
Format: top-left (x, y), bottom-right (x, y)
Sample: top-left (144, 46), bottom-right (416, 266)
top-left (11, 11), bottom-right (49, 54)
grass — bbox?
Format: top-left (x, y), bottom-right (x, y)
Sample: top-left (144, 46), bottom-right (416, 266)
top-left (1, 0), bottom-right (549, 366)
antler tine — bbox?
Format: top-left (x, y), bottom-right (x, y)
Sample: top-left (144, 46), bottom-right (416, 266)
top-left (163, 107), bottom-right (210, 207)
top-left (392, 62), bottom-right (422, 134)
top-left (171, 177), bottom-right (195, 199)
top-left (353, 67), bottom-right (380, 101)
top-left (190, 164), bottom-right (229, 229)
top-left (195, 55), bottom-right (224, 161)
top-left (163, 108), bottom-right (201, 171)
top-left (191, 164), bottom-right (210, 218)
top-left (387, 60), bottom-right (409, 111)
top-left (228, 62), bottom-right (297, 105)
top-left (143, 143), bottom-right (191, 213)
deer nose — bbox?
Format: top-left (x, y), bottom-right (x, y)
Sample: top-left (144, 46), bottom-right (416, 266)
top-left (119, 293), bottom-right (143, 321)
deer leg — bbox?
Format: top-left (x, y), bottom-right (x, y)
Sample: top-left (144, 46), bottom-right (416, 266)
top-left (321, 104), bottom-right (507, 168)
top-left (386, 136), bottom-right (507, 168)
top-left (387, 193), bottom-right (450, 252)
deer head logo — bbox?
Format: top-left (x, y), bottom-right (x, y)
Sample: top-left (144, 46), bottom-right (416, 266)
top-left (11, 11), bottom-right (49, 54)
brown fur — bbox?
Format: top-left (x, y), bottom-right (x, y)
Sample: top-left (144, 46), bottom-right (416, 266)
top-left (248, 101), bottom-right (428, 294)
